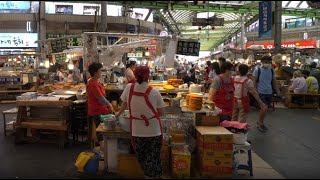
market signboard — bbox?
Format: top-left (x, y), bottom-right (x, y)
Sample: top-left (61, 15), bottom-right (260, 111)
top-left (47, 34), bottom-right (118, 47)
top-left (258, 1), bottom-right (272, 39)
top-left (176, 41), bottom-right (200, 56)
top-left (0, 1), bottom-right (30, 13)
top-left (127, 52), bottom-right (143, 58)
top-left (246, 40), bottom-right (317, 49)
top-left (0, 33), bottom-right (38, 48)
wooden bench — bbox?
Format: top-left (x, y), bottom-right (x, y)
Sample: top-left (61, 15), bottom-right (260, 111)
top-left (15, 100), bottom-right (72, 149)
top-left (285, 93), bottom-right (320, 109)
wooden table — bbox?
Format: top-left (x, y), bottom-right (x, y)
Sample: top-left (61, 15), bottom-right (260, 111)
top-left (2, 107), bottom-right (18, 136)
top-left (96, 124), bottom-right (130, 173)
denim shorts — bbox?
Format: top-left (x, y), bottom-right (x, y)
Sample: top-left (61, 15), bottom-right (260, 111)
top-left (259, 94), bottom-right (273, 108)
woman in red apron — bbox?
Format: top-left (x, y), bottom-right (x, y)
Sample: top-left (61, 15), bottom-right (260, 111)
top-left (232, 64), bottom-right (267, 123)
top-left (116, 66), bottom-right (166, 179)
top-left (209, 62), bottom-right (235, 121)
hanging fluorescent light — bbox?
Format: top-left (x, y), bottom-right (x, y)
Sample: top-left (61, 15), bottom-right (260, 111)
top-left (26, 21), bottom-right (31, 32)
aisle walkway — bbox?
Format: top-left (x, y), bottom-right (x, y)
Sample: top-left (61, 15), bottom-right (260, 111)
top-left (246, 107), bottom-right (320, 179)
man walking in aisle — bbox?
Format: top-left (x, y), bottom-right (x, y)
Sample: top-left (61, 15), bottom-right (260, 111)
top-left (252, 56), bottom-right (280, 132)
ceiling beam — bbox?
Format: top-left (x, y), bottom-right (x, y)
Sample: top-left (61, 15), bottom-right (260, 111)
top-left (180, 27), bottom-right (238, 33)
top-left (166, 9), bottom-right (181, 35)
top-left (144, 9), bottom-right (153, 21)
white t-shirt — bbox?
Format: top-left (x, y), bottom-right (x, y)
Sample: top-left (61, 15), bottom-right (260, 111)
top-left (57, 71), bottom-right (65, 81)
top-left (233, 76), bottom-right (254, 98)
top-left (208, 70), bottom-right (217, 80)
top-left (125, 68), bottom-right (135, 83)
top-left (120, 82), bottom-right (166, 137)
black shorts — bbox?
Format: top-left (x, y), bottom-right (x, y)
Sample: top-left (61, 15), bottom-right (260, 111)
top-left (259, 94), bottom-right (273, 109)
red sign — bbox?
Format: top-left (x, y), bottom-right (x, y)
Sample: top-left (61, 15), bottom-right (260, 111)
top-left (246, 40), bottom-right (317, 49)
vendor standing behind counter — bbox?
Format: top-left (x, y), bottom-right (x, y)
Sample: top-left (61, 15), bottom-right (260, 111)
top-left (87, 62), bottom-right (114, 149)
top-left (124, 60), bottom-right (137, 84)
top-left (72, 60), bottom-right (83, 84)
top-left (116, 66), bottom-right (166, 179)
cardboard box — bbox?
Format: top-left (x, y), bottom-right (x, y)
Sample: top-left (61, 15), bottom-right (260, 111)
top-left (199, 115), bottom-right (220, 126)
top-left (162, 144), bottom-right (170, 175)
top-left (197, 153), bottom-right (233, 179)
top-left (198, 147), bottom-right (233, 158)
top-left (196, 126), bottom-right (234, 158)
top-left (118, 154), bottom-right (144, 179)
top-left (196, 126), bottom-right (234, 144)
top-left (170, 130), bottom-right (185, 144)
top-left (171, 146), bottom-right (191, 179)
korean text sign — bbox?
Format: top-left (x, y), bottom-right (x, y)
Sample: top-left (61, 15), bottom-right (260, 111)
top-left (258, 1), bottom-right (272, 39)
top-left (0, 33), bottom-right (38, 48)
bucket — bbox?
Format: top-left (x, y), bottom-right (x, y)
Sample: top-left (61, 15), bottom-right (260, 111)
top-left (103, 114), bottom-right (116, 130)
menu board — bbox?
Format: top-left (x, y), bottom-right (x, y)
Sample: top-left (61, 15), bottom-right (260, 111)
top-left (51, 39), bottom-right (68, 54)
top-left (176, 41), bottom-right (200, 56)
top-left (55, 54), bottom-right (67, 64)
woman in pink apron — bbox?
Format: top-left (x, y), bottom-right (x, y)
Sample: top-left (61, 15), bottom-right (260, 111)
top-left (116, 66), bottom-right (166, 179)
top-left (232, 64), bottom-right (267, 123)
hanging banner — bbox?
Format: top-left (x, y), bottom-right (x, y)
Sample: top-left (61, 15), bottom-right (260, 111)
top-left (246, 40), bottom-right (317, 49)
top-left (258, 1), bottom-right (272, 39)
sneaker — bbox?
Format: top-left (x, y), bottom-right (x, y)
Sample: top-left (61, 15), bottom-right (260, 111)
top-left (257, 124), bottom-right (268, 132)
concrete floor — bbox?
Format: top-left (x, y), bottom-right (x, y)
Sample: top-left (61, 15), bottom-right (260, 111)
top-left (1, 102), bottom-right (319, 178)
top-left (246, 107), bottom-right (320, 179)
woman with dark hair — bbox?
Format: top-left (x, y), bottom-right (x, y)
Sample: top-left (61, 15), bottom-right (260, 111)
top-left (56, 64), bottom-right (65, 82)
top-left (116, 66), bottom-right (166, 179)
top-left (124, 60), bottom-right (137, 84)
top-left (209, 62), bottom-right (235, 121)
top-left (87, 62), bottom-right (114, 148)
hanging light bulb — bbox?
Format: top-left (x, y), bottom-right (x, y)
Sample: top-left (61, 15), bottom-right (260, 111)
top-left (145, 51), bottom-right (150, 57)
top-left (67, 54), bottom-right (71, 59)
top-left (39, 61), bottom-right (44, 67)
top-left (44, 60), bottom-right (50, 68)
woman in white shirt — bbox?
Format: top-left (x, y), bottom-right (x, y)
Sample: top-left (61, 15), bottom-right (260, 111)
top-left (124, 60), bottom-right (137, 84)
top-left (56, 65), bottom-right (65, 82)
top-left (116, 66), bottom-right (165, 179)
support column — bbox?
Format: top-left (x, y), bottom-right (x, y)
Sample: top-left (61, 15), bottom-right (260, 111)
top-left (39, 1), bottom-right (46, 64)
top-left (83, 34), bottom-right (99, 69)
top-left (274, 1), bottom-right (282, 53)
top-left (101, 1), bottom-right (107, 44)
top-left (240, 14), bottom-right (246, 51)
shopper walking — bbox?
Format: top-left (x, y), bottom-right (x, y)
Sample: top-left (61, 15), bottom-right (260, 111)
top-left (209, 62), bottom-right (235, 121)
top-left (87, 62), bottom-right (114, 149)
top-left (232, 64), bottom-right (268, 123)
top-left (252, 56), bottom-right (280, 132)
top-left (116, 66), bottom-right (166, 179)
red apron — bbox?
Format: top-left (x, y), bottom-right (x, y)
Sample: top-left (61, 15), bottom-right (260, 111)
top-left (233, 78), bottom-right (250, 113)
top-left (213, 75), bottom-right (235, 117)
top-left (128, 83), bottom-right (164, 149)
top-left (128, 79), bottom-right (136, 83)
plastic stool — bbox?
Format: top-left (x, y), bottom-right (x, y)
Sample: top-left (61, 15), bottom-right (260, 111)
top-left (233, 141), bottom-right (253, 176)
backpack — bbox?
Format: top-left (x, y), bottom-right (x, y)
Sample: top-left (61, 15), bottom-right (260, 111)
top-left (256, 67), bottom-right (276, 94)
